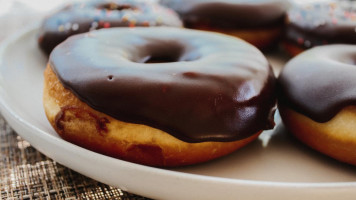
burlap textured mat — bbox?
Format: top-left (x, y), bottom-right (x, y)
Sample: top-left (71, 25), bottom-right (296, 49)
top-left (0, 116), bottom-right (150, 200)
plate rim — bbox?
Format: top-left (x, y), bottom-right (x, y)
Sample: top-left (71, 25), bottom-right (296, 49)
top-left (1, 25), bottom-right (356, 200)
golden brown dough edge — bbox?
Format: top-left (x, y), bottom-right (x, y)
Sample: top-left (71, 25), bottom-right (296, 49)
top-left (43, 64), bottom-right (261, 167)
top-left (279, 104), bottom-right (356, 166)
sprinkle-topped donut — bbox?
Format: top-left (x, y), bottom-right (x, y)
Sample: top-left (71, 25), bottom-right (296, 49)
top-left (284, 0), bottom-right (356, 56)
top-left (38, 0), bottom-right (182, 55)
top-left (160, 0), bottom-right (289, 49)
top-left (278, 45), bottom-right (356, 166)
top-left (43, 27), bottom-right (276, 166)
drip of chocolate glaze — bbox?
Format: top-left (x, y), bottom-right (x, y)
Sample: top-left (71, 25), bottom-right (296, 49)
top-left (278, 45), bottom-right (356, 122)
top-left (50, 27), bottom-right (276, 143)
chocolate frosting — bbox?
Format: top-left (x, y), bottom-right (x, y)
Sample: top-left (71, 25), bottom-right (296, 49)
top-left (160, 0), bottom-right (289, 29)
top-left (50, 27), bottom-right (276, 143)
top-left (38, 0), bottom-right (182, 55)
top-left (278, 45), bottom-right (356, 122)
top-left (285, 1), bottom-right (356, 49)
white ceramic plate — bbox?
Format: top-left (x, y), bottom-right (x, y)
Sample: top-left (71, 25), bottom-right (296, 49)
top-left (0, 27), bottom-right (356, 200)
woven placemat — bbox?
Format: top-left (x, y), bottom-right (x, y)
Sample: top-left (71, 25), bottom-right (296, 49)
top-left (0, 116), bottom-right (150, 200)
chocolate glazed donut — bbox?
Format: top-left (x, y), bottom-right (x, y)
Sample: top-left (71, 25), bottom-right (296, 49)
top-left (159, 0), bottom-right (289, 50)
top-left (284, 0), bottom-right (356, 56)
top-left (44, 27), bottom-right (276, 167)
top-left (278, 45), bottom-right (356, 166)
top-left (38, 0), bottom-right (182, 55)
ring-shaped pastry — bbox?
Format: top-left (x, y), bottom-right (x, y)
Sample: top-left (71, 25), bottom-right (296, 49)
top-left (160, 0), bottom-right (289, 50)
top-left (279, 45), bottom-right (356, 166)
top-left (44, 27), bottom-right (276, 167)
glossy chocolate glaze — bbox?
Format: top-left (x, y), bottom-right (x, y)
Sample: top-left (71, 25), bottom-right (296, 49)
top-left (160, 0), bottom-right (289, 29)
top-left (278, 45), bottom-right (356, 122)
top-left (38, 0), bottom-right (182, 55)
top-left (50, 27), bottom-right (276, 143)
top-left (285, 1), bottom-right (356, 50)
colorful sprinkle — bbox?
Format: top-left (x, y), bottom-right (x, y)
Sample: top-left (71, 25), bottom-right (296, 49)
top-left (58, 25), bottom-right (65, 32)
top-left (129, 22), bottom-right (136, 27)
top-left (297, 37), bottom-right (304, 45)
top-left (90, 21), bottom-right (98, 31)
top-left (122, 15), bottom-right (129, 22)
top-left (72, 23), bottom-right (79, 31)
top-left (103, 22), bottom-right (111, 28)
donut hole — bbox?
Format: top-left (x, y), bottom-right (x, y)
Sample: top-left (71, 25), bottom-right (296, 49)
top-left (137, 42), bottom-right (193, 63)
top-left (142, 55), bottom-right (179, 63)
top-left (100, 3), bottom-right (135, 11)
